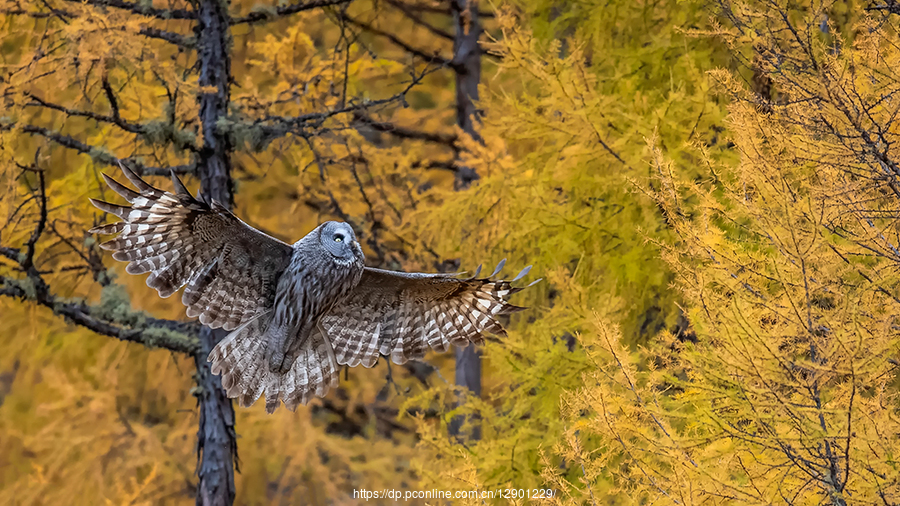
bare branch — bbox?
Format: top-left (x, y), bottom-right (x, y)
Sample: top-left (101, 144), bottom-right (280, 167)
top-left (0, 276), bottom-right (200, 353)
top-left (0, 8), bottom-right (53, 18)
top-left (385, 0), bottom-right (453, 40)
top-left (27, 94), bottom-right (145, 135)
top-left (61, 0), bottom-right (196, 19)
top-left (101, 74), bottom-right (121, 121)
top-left (17, 124), bottom-right (195, 176)
top-left (340, 12), bottom-right (453, 68)
top-left (246, 68), bottom-right (435, 143)
top-left (25, 94), bottom-right (199, 152)
top-left (23, 174), bottom-right (47, 273)
top-left (0, 172), bottom-right (199, 354)
top-left (353, 111), bottom-right (458, 146)
top-left (4, 3), bottom-right (193, 42)
top-left (230, 0), bottom-right (351, 24)
top-left (866, 1), bottom-right (900, 15)
top-left (139, 27), bottom-right (194, 48)
top-left (411, 158), bottom-right (458, 172)
top-left (385, 0), bottom-right (494, 18)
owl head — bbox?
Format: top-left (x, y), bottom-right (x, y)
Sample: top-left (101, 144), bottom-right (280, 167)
top-left (318, 221), bottom-right (363, 263)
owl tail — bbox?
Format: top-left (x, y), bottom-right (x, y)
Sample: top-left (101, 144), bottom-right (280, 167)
top-left (208, 312), bottom-right (339, 413)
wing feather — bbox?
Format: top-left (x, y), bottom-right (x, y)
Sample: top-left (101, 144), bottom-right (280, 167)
top-left (321, 261), bottom-right (536, 368)
top-left (90, 165), bottom-right (293, 331)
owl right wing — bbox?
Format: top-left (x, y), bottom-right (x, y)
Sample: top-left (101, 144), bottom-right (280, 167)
top-left (89, 165), bottom-right (294, 331)
top-left (321, 260), bottom-right (537, 368)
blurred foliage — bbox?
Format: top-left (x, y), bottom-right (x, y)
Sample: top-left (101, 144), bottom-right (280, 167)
top-left (403, 0), bottom-right (732, 498)
top-left (525, 1), bottom-right (900, 504)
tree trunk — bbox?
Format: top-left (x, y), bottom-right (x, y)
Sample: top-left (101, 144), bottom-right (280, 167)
top-left (193, 0), bottom-right (237, 503)
top-left (193, 329), bottom-right (237, 506)
top-left (450, 0), bottom-right (482, 191)
top-left (448, 0), bottom-right (483, 441)
top-left (449, 345), bottom-right (482, 439)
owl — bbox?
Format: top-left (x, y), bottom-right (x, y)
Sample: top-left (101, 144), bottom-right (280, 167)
top-left (89, 166), bottom-right (536, 413)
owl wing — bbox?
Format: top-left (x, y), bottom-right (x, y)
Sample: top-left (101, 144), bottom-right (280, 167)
top-left (321, 260), bottom-right (536, 368)
top-left (89, 165), bottom-right (294, 331)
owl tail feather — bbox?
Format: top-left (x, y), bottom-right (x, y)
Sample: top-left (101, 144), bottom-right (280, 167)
top-left (209, 312), bottom-right (339, 413)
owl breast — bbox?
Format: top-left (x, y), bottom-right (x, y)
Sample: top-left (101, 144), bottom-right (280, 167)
top-left (272, 246), bottom-right (364, 337)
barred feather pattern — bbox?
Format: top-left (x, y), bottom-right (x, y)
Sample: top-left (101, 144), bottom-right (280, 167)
top-left (321, 264), bottom-right (532, 369)
top-left (89, 166), bottom-right (293, 331)
top-left (209, 312), bottom-right (340, 413)
top-left (209, 222), bottom-right (364, 413)
top-left (90, 167), bottom-right (537, 413)
top-left (209, 261), bottom-right (532, 412)
top-left (266, 237), bottom-right (364, 374)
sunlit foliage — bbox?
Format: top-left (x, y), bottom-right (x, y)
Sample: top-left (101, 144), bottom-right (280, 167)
top-left (403, 0), bottom-right (731, 498)
top-left (540, 2), bottom-right (900, 503)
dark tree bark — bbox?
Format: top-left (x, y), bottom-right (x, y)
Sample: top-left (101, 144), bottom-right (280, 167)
top-left (451, 0), bottom-right (482, 138)
top-left (450, 0), bottom-right (482, 190)
top-left (448, 0), bottom-right (483, 441)
top-left (193, 329), bottom-right (237, 506)
top-left (193, 0), bottom-right (238, 503)
top-left (449, 344), bottom-right (482, 439)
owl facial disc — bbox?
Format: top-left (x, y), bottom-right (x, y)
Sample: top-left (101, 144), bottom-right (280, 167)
top-left (319, 221), bottom-right (361, 262)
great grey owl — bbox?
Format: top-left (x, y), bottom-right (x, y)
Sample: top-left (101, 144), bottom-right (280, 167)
top-left (89, 166), bottom-right (535, 413)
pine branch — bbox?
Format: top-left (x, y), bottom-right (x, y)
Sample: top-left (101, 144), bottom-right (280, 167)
top-left (139, 27), bottom-right (194, 48)
top-left (17, 124), bottom-right (195, 176)
top-left (246, 69), bottom-right (434, 143)
top-left (0, 172), bottom-right (199, 354)
top-left (385, 0), bottom-right (453, 40)
top-left (353, 111), bottom-right (458, 146)
top-left (26, 94), bottom-right (199, 152)
top-left (339, 12), bottom-right (454, 68)
top-left (62, 0), bottom-right (196, 19)
top-left (230, 0), bottom-right (351, 25)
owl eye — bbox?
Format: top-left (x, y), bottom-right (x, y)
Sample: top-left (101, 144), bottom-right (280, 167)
top-left (334, 234), bottom-right (344, 243)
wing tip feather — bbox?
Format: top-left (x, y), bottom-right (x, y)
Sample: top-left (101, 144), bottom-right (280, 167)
top-left (118, 163), bottom-right (160, 194)
top-left (170, 170), bottom-right (191, 196)
top-left (90, 198), bottom-right (129, 219)
top-left (101, 173), bottom-right (140, 202)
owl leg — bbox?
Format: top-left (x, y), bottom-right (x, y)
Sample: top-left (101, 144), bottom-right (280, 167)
top-left (265, 322), bottom-right (291, 374)
top-left (269, 321), bottom-right (313, 374)
top-left (316, 321), bottom-right (339, 388)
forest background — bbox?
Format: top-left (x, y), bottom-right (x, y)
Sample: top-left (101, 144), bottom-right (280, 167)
top-left (1, 0), bottom-right (899, 504)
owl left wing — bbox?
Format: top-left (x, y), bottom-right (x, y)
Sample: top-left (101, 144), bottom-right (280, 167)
top-left (320, 260), bottom-right (537, 368)
top-left (89, 165), bottom-right (294, 331)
